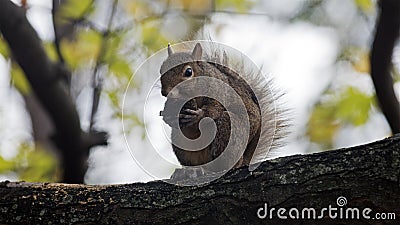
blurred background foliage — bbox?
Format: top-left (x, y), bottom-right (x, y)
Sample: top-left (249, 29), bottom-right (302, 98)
top-left (0, 0), bottom-right (396, 182)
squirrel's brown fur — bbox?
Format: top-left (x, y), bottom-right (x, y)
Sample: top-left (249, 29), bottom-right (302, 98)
top-left (160, 42), bottom-right (286, 172)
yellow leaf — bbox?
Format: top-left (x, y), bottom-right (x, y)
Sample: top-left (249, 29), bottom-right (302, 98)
top-left (352, 50), bottom-right (370, 74)
top-left (344, 47), bottom-right (370, 74)
top-left (354, 0), bottom-right (374, 13)
top-left (180, 0), bottom-right (212, 14)
top-left (124, 0), bottom-right (153, 20)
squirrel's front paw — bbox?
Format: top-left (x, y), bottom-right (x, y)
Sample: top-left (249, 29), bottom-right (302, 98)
top-left (179, 109), bottom-right (204, 128)
top-left (170, 167), bottom-right (206, 181)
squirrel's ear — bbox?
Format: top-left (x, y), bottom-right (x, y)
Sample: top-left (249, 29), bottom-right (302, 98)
top-left (192, 43), bottom-right (202, 60)
top-left (167, 43), bottom-right (173, 56)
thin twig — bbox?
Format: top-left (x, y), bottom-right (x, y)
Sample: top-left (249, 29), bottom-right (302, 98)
top-left (89, 0), bottom-right (119, 132)
top-left (52, 0), bottom-right (64, 64)
top-left (51, 0), bottom-right (95, 87)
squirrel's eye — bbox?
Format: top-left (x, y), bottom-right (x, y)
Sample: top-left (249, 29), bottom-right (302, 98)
top-left (184, 67), bottom-right (193, 77)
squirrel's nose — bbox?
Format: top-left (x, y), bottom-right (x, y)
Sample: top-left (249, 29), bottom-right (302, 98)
top-left (161, 89), bottom-right (168, 97)
top-left (162, 87), bottom-right (180, 98)
top-left (167, 87), bottom-right (181, 99)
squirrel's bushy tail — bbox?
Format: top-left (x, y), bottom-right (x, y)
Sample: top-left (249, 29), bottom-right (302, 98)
top-left (173, 40), bottom-right (289, 166)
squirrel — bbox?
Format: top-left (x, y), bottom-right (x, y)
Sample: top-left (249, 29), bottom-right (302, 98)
top-left (159, 42), bottom-right (286, 175)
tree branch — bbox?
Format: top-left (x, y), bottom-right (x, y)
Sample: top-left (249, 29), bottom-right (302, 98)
top-left (52, 0), bottom-right (66, 65)
top-left (0, 0), bottom-right (107, 183)
top-left (370, 0), bottom-right (400, 134)
top-left (89, 0), bottom-right (118, 132)
top-left (1, 135), bottom-right (399, 224)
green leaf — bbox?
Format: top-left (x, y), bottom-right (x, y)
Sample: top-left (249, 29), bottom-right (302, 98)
top-left (215, 0), bottom-right (253, 13)
top-left (392, 67), bottom-right (400, 83)
top-left (141, 22), bottom-right (169, 54)
top-left (103, 35), bottom-right (122, 63)
top-left (59, 0), bottom-right (94, 21)
top-left (0, 143), bottom-right (59, 182)
top-left (0, 156), bottom-right (15, 173)
top-left (307, 87), bottom-right (374, 148)
top-left (15, 143), bottom-right (59, 182)
top-left (11, 63), bottom-right (31, 95)
top-left (109, 58), bottom-right (132, 79)
top-left (0, 38), bottom-right (10, 58)
top-left (106, 90), bottom-right (121, 109)
top-left (307, 102), bottom-right (339, 148)
top-left (43, 42), bottom-right (58, 62)
top-left (120, 112), bottom-right (144, 128)
top-left (335, 87), bottom-right (373, 126)
top-left (62, 29), bottom-right (102, 69)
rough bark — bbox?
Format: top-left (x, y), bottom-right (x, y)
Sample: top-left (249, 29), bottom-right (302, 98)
top-left (1, 135), bottom-right (399, 225)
